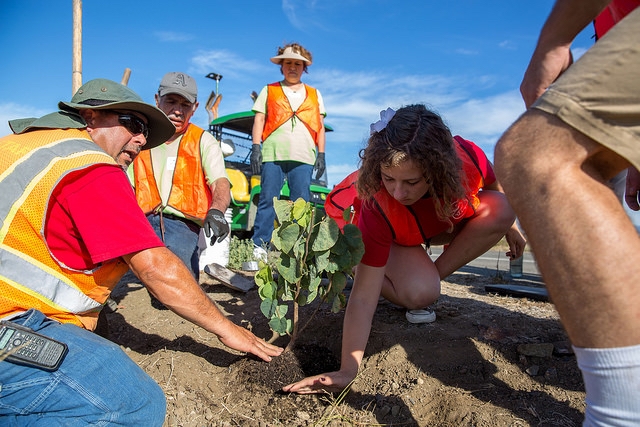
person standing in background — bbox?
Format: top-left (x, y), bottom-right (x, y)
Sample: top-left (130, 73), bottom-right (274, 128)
top-left (129, 72), bottom-right (231, 285)
top-left (250, 43), bottom-right (326, 256)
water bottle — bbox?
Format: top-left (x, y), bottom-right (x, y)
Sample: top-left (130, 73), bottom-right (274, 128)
top-left (510, 256), bottom-right (523, 278)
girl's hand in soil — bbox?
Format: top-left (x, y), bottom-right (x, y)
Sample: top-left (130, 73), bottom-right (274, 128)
top-left (282, 371), bottom-right (353, 394)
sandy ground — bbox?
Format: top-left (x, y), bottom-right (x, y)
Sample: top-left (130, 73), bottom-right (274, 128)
top-left (104, 248), bottom-right (586, 427)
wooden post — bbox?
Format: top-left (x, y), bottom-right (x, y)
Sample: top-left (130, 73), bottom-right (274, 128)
top-left (72, 0), bottom-right (82, 94)
top-left (121, 68), bottom-right (131, 86)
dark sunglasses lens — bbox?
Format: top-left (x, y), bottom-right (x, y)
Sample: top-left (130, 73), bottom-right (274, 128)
top-left (119, 115), bottom-right (149, 138)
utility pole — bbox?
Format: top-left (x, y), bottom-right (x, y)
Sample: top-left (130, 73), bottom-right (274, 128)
top-left (72, 0), bottom-right (82, 94)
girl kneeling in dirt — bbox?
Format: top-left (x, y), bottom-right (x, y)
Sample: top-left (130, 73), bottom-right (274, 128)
top-left (283, 104), bottom-right (526, 394)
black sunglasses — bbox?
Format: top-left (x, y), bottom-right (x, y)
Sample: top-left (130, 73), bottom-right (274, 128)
top-left (116, 113), bottom-right (149, 139)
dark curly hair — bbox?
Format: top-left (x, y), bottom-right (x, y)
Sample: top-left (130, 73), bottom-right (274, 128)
top-left (357, 104), bottom-right (466, 224)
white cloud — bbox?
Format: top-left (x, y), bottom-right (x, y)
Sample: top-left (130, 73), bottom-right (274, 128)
top-left (0, 103), bottom-right (50, 136)
top-left (281, 0), bottom-right (328, 32)
top-left (190, 49), bottom-right (267, 80)
top-left (446, 90), bottom-right (524, 137)
top-left (498, 40), bottom-right (517, 50)
top-left (455, 48), bottom-right (479, 56)
top-left (154, 31), bottom-right (194, 42)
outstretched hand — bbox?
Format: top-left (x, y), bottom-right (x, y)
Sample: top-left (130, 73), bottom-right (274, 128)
top-left (282, 370), bottom-right (354, 395)
top-left (218, 324), bottom-right (283, 362)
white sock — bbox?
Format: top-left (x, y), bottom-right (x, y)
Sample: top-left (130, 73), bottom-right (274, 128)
top-left (574, 344), bottom-right (640, 427)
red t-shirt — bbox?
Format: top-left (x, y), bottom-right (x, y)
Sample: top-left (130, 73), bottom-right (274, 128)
top-left (45, 164), bottom-right (163, 270)
top-left (359, 138), bottom-right (495, 267)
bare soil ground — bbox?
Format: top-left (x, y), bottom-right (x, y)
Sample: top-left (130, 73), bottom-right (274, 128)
top-left (105, 255), bottom-right (585, 427)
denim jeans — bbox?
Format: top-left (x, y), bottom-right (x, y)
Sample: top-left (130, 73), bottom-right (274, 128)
top-left (0, 309), bottom-right (166, 426)
top-left (146, 213), bottom-right (200, 280)
top-left (252, 161), bottom-right (312, 246)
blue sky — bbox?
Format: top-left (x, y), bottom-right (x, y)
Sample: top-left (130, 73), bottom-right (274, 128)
top-left (2, 1), bottom-right (639, 225)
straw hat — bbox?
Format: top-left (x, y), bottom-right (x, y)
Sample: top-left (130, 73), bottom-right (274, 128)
top-left (270, 46), bottom-right (312, 65)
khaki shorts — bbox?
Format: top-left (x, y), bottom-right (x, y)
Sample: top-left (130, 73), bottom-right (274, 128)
top-left (532, 7), bottom-right (640, 171)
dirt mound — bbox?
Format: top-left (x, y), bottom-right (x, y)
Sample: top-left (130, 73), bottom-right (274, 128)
top-left (105, 265), bottom-right (585, 426)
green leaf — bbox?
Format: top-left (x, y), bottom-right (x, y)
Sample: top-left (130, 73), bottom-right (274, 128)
top-left (277, 254), bottom-right (299, 283)
top-left (292, 198), bottom-right (311, 228)
top-left (330, 246), bottom-right (352, 268)
top-left (260, 298), bottom-right (277, 318)
top-left (330, 272), bottom-right (347, 294)
top-left (331, 293), bottom-right (347, 313)
top-left (312, 217), bottom-right (340, 252)
top-left (342, 206), bottom-right (352, 223)
top-left (292, 237), bottom-right (307, 260)
top-left (343, 224), bottom-right (363, 247)
top-left (314, 249), bottom-right (330, 272)
top-left (254, 264), bottom-right (272, 286)
top-left (269, 317), bottom-right (289, 335)
top-left (258, 281), bottom-right (276, 300)
top-left (273, 198), bottom-right (292, 223)
top-left (308, 274), bottom-right (322, 294)
top-left (276, 303), bottom-right (289, 318)
top-left (330, 235), bottom-right (348, 255)
top-left (278, 223), bottom-right (301, 253)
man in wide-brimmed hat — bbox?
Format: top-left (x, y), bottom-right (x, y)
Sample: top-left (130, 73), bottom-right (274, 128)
top-left (0, 78), bottom-right (282, 425)
top-left (250, 42), bottom-right (327, 255)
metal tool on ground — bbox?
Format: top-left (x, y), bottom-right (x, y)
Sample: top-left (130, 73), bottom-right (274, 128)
top-left (203, 263), bottom-right (254, 292)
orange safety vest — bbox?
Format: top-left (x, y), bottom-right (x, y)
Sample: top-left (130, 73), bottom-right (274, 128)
top-left (326, 137), bottom-right (488, 245)
top-left (132, 124), bottom-right (211, 225)
top-left (261, 82), bottom-right (323, 144)
top-left (0, 128), bottom-right (129, 330)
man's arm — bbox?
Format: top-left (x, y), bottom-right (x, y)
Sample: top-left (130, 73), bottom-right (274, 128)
top-left (520, 0), bottom-right (611, 107)
top-left (209, 177), bottom-right (231, 212)
top-left (123, 247), bottom-right (282, 361)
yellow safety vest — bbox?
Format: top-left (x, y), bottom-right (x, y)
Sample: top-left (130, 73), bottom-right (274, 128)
top-left (0, 128), bottom-right (129, 330)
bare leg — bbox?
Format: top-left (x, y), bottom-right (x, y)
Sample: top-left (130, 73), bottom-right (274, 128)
top-left (381, 244), bottom-right (440, 309)
top-left (495, 109), bottom-right (640, 348)
top-left (381, 190), bottom-right (515, 309)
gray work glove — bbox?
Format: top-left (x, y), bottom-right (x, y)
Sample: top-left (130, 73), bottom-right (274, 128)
top-left (313, 152), bottom-right (326, 180)
top-left (204, 209), bottom-right (229, 245)
top-left (250, 144), bottom-right (262, 176)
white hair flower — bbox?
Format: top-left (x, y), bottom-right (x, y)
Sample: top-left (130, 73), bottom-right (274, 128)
top-left (369, 107), bottom-right (396, 135)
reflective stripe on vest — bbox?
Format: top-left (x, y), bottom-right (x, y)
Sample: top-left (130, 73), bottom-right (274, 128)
top-left (261, 83), bottom-right (322, 144)
top-left (0, 129), bottom-right (127, 329)
top-left (132, 124), bottom-right (211, 224)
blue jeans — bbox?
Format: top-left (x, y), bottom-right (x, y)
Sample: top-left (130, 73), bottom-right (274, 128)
top-left (146, 213), bottom-right (200, 280)
top-left (0, 310), bottom-right (166, 426)
top-left (252, 161), bottom-right (312, 246)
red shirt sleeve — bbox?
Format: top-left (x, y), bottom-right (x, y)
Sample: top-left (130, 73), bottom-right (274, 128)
top-left (45, 164), bottom-right (163, 270)
top-left (358, 202), bottom-right (393, 267)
